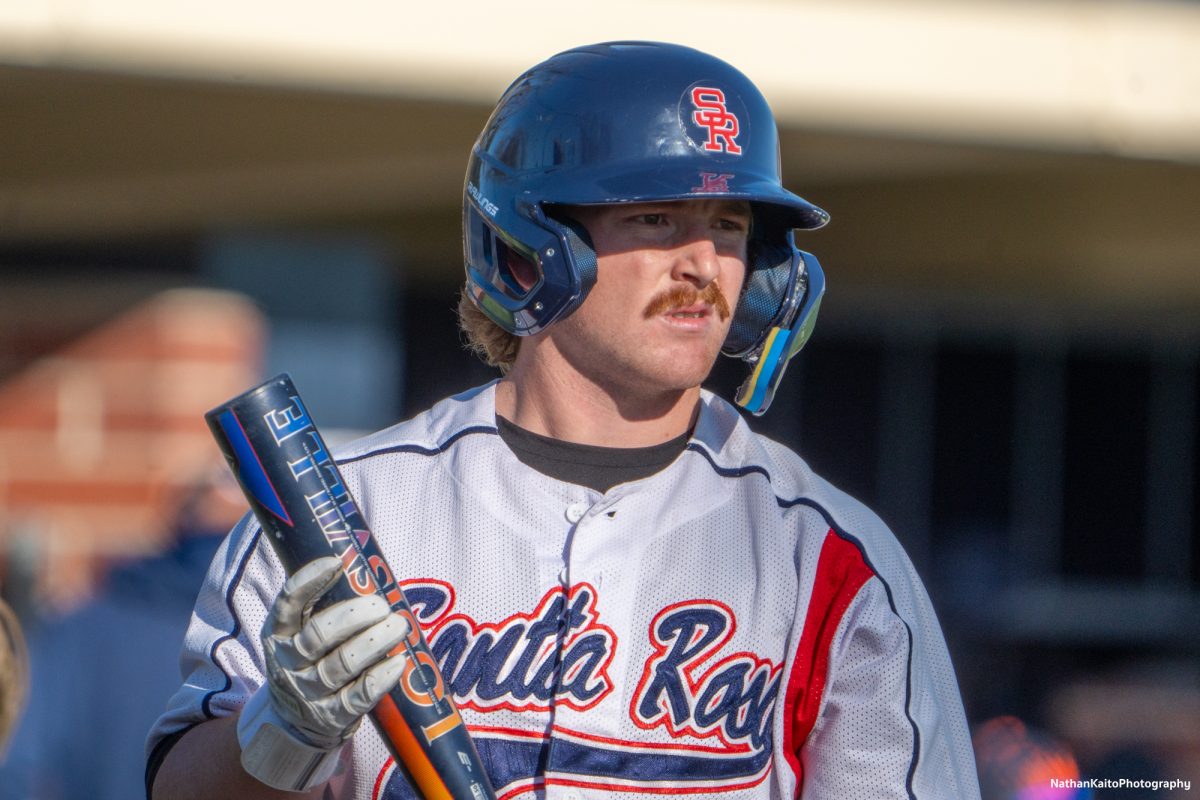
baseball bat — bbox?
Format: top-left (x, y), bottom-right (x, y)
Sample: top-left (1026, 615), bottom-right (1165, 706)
top-left (206, 374), bottom-right (495, 800)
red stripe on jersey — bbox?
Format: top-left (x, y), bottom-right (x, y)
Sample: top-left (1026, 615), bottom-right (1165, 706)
top-left (781, 528), bottom-right (875, 794)
top-left (372, 756), bottom-right (394, 800)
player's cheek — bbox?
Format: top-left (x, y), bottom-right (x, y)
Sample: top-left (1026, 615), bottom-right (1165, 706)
top-left (722, 257), bottom-right (748, 300)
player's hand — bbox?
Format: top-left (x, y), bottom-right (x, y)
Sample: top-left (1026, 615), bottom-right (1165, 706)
top-left (237, 556), bottom-right (411, 791)
top-left (262, 555), bottom-right (411, 745)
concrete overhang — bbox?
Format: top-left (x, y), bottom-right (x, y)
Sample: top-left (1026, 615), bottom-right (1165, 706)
top-left (0, 0), bottom-right (1197, 314)
top-left (2, 0), bottom-right (1197, 160)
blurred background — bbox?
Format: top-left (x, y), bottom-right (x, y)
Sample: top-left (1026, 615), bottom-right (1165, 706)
top-left (0, 0), bottom-right (1198, 797)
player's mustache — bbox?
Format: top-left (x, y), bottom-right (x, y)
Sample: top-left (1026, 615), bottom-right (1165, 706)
top-left (642, 282), bottom-right (731, 321)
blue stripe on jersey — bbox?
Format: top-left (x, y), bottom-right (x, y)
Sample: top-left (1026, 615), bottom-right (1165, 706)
top-left (684, 443), bottom-right (772, 482)
top-left (201, 523), bottom-right (263, 719)
top-left (335, 425), bottom-right (498, 466)
top-left (685, 443), bottom-right (921, 800)
top-left (550, 737), bottom-right (772, 783)
top-left (381, 734), bottom-right (772, 799)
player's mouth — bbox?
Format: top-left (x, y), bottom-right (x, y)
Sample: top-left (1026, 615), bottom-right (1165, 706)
top-left (643, 284), bottom-right (731, 322)
top-left (657, 302), bottom-right (718, 333)
top-left (665, 303), bottom-right (711, 320)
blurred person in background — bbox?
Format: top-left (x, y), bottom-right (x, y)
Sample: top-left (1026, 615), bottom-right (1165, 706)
top-left (974, 716), bottom-right (1090, 800)
top-left (0, 470), bottom-right (245, 800)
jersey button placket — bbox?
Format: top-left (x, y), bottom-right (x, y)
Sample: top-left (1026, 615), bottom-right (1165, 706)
top-left (565, 502), bottom-right (587, 524)
top-left (549, 500), bottom-right (591, 790)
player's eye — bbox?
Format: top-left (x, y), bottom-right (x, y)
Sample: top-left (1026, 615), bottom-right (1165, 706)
top-left (631, 213), bottom-right (666, 226)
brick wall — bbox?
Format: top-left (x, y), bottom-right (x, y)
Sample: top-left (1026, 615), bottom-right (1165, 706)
top-left (0, 288), bottom-right (264, 611)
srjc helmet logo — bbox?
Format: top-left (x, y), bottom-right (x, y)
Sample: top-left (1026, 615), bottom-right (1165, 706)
top-left (690, 87), bottom-right (743, 155)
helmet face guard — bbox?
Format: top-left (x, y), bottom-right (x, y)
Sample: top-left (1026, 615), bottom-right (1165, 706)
top-left (463, 41), bottom-right (829, 414)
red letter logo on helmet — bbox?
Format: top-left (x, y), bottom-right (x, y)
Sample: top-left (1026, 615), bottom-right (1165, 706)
top-left (691, 87), bottom-right (742, 155)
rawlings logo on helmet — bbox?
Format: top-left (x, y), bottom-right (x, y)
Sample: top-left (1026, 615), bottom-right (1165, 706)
top-left (690, 87), bottom-right (743, 155)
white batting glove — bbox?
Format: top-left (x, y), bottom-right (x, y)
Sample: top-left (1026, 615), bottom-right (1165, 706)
top-left (237, 556), bottom-right (411, 792)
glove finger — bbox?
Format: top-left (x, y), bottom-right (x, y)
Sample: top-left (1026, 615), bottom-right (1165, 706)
top-left (268, 556), bottom-right (343, 638)
top-left (294, 594), bottom-right (392, 662)
top-left (315, 612), bottom-right (411, 690)
top-left (339, 650), bottom-right (411, 718)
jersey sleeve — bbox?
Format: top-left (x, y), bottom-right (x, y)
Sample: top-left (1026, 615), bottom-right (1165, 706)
top-left (794, 536), bottom-right (980, 800)
top-left (776, 498), bottom-right (980, 800)
top-left (144, 513), bottom-right (286, 759)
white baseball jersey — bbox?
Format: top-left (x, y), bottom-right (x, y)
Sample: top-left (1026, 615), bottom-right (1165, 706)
top-left (149, 381), bottom-right (980, 800)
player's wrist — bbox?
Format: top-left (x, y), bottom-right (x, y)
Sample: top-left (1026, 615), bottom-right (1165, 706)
top-left (237, 687), bottom-right (348, 792)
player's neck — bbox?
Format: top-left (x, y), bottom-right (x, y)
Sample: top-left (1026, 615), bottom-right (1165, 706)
top-left (496, 349), bottom-right (700, 448)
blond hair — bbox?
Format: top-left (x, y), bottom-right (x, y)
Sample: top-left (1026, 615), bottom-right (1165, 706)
top-left (457, 287), bottom-right (520, 373)
top-left (0, 597), bottom-right (27, 756)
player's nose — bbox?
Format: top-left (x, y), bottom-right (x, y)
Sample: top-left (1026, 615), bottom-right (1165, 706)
top-left (670, 237), bottom-right (721, 288)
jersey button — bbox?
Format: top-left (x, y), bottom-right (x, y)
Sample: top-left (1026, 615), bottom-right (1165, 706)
top-left (565, 502), bottom-right (587, 524)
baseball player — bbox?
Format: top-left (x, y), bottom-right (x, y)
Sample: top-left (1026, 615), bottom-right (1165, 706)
top-left (148, 42), bottom-right (981, 799)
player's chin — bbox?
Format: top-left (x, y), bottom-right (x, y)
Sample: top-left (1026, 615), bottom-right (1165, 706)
top-left (642, 342), bottom-right (725, 389)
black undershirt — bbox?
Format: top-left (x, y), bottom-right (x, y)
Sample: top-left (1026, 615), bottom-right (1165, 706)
top-left (496, 416), bottom-right (689, 493)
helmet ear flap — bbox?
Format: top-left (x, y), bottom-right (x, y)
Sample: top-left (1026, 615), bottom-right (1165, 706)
top-left (730, 246), bottom-right (825, 415)
top-left (464, 202), bottom-right (535, 332)
top-left (542, 211), bottom-right (598, 288)
top-left (463, 197), bottom-right (599, 335)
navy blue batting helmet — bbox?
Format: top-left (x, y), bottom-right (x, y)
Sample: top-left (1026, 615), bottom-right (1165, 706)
top-left (463, 40), bottom-right (828, 414)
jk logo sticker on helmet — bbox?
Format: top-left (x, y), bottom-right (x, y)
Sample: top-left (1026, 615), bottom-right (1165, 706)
top-left (692, 172), bottom-right (735, 194)
top-left (685, 85), bottom-right (744, 155)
